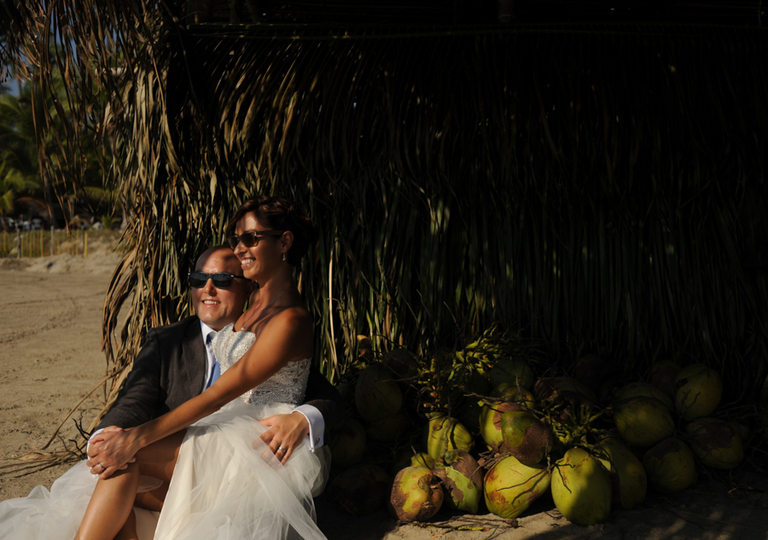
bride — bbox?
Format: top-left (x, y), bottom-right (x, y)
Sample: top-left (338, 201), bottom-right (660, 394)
top-left (1, 196), bottom-right (328, 540)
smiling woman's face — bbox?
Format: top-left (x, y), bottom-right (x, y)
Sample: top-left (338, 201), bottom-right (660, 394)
top-left (231, 212), bottom-right (284, 281)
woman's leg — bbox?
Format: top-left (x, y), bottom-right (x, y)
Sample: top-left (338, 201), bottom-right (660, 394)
top-left (75, 430), bottom-right (185, 540)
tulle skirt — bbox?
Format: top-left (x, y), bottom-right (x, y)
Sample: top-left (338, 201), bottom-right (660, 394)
top-left (0, 462), bottom-right (159, 540)
top-left (0, 402), bottom-right (329, 540)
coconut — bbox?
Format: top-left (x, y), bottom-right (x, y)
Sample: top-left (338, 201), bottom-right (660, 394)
top-left (484, 455), bottom-right (551, 519)
top-left (478, 385), bottom-right (535, 448)
top-left (500, 410), bottom-right (553, 466)
top-left (411, 452), bottom-right (435, 469)
top-left (551, 447), bottom-right (612, 526)
top-left (355, 364), bottom-right (403, 423)
top-left (685, 417), bottom-right (744, 470)
top-left (383, 348), bottom-right (418, 380)
top-left (479, 401), bottom-right (524, 449)
top-left (366, 412), bottom-right (410, 443)
top-left (426, 415), bottom-right (474, 460)
top-left (328, 416), bottom-right (367, 468)
top-left (642, 437), bottom-right (698, 494)
top-left (535, 376), bottom-right (599, 407)
top-left (650, 360), bottom-right (682, 398)
top-left (492, 383), bottom-right (536, 406)
top-left (433, 450), bottom-right (484, 514)
top-left (674, 364), bottom-right (722, 421)
top-left (597, 438), bottom-right (647, 510)
top-left (489, 358), bottom-right (535, 390)
top-left (612, 381), bottom-right (674, 411)
top-left (613, 396), bottom-right (675, 448)
top-left (389, 466), bottom-right (444, 522)
top-left (572, 353), bottom-right (606, 394)
top-left (331, 464), bottom-right (391, 516)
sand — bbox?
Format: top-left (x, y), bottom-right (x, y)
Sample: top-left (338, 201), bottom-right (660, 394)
top-left (1, 251), bottom-right (767, 539)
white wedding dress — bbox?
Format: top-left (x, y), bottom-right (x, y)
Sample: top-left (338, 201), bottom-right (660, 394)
top-left (0, 323), bottom-right (329, 540)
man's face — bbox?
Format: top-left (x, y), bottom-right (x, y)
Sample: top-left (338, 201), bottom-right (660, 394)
top-left (191, 247), bottom-right (251, 331)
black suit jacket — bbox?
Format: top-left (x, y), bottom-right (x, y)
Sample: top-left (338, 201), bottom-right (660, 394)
top-left (98, 316), bottom-right (340, 441)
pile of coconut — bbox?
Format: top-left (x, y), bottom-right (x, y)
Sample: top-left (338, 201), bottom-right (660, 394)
top-left (326, 331), bottom-right (765, 526)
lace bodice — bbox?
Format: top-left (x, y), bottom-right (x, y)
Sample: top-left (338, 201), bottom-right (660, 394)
top-left (211, 323), bottom-right (310, 406)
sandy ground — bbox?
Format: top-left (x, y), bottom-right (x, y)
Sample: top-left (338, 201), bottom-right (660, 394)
top-left (1, 252), bottom-right (767, 539)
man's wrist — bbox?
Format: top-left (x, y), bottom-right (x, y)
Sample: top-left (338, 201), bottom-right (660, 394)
top-left (293, 404), bottom-right (325, 451)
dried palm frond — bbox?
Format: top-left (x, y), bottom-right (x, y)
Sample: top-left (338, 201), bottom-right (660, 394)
top-left (5, 1), bottom-right (768, 459)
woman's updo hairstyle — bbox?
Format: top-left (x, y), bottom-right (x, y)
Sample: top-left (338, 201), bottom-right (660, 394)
top-left (226, 196), bottom-right (314, 266)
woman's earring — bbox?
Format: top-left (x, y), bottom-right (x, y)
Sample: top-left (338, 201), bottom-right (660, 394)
top-left (282, 253), bottom-right (286, 262)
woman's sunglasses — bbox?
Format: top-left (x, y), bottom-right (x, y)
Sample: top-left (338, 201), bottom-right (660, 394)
top-left (227, 229), bottom-right (284, 251)
top-left (188, 272), bottom-right (249, 289)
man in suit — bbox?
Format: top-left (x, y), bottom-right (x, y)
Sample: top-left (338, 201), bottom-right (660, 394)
top-left (87, 245), bottom-right (338, 509)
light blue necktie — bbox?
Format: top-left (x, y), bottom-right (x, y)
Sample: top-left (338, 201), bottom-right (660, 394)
top-left (205, 333), bottom-right (221, 388)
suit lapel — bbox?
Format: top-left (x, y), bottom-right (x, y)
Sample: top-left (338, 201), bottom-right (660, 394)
top-left (181, 317), bottom-right (207, 399)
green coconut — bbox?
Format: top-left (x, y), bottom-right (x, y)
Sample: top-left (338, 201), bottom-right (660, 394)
top-left (411, 452), bottom-right (436, 469)
top-left (484, 455), bottom-right (551, 519)
top-left (328, 416), bottom-right (367, 468)
top-left (389, 466), bottom-right (444, 522)
top-left (685, 417), bottom-right (744, 470)
top-left (650, 360), bottom-right (682, 398)
top-left (433, 450), bottom-right (484, 514)
top-left (612, 381), bottom-right (674, 411)
top-left (426, 415), bottom-right (474, 460)
top-left (613, 396), bottom-right (675, 448)
top-left (534, 376), bottom-right (599, 407)
top-left (642, 437), bottom-right (698, 494)
top-left (478, 386), bottom-right (534, 448)
top-left (489, 358), bottom-right (535, 390)
top-left (492, 383), bottom-right (536, 405)
top-left (673, 363), bottom-right (722, 421)
top-left (597, 438), bottom-right (647, 510)
top-left (331, 464), bottom-right (391, 516)
top-left (355, 364), bottom-right (403, 423)
top-left (571, 353), bottom-right (606, 394)
top-left (479, 401), bottom-right (524, 449)
top-left (500, 410), bottom-right (553, 466)
top-left (382, 348), bottom-right (418, 380)
top-left (551, 447), bottom-right (612, 526)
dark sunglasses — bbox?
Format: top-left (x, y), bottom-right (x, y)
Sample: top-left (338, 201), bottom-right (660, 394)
top-left (227, 229), bottom-right (284, 250)
top-left (188, 271), bottom-right (249, 289)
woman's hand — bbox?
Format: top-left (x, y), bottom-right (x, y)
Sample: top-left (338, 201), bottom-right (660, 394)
top-left (86, 427), bottom-right (140, 479)
top-left (258, 412), bottom-right (309, 464)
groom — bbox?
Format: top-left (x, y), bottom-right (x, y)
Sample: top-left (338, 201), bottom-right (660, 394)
top-left (87, 246), bottom-right (339, 502)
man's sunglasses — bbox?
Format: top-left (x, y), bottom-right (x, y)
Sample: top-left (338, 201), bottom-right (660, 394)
top-left (188, 272), bottom-right (249, 289)
top-left (227, 229), bottom-right (284, 250)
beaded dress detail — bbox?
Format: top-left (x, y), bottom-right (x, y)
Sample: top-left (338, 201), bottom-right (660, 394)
top-left (212, 323), bottom-right (310, 406)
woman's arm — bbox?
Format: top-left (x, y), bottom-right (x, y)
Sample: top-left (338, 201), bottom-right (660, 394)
top-left (88, 308), bottom-right (313, 478)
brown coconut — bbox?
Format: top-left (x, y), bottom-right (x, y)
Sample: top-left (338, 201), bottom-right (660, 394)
top-left (389, 466), bottom-right (444, 522)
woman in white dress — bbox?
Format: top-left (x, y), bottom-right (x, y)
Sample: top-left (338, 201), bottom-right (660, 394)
top-left (70, 195), bottom-right (328, 540)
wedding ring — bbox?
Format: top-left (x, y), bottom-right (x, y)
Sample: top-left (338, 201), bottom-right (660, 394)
top-left (277, 446), bottom-right (286, 453)
top-left (97, 463), bottom-right (105, 471)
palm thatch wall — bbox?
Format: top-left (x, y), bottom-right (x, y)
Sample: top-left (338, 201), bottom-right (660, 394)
top-left (6, 2), bottom-right (768, 434)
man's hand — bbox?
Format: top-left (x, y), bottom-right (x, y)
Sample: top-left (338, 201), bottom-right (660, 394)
top-left (86, 426), bottom-right (137, 478)
top-left (258, 412), bottom-right (309, 465)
